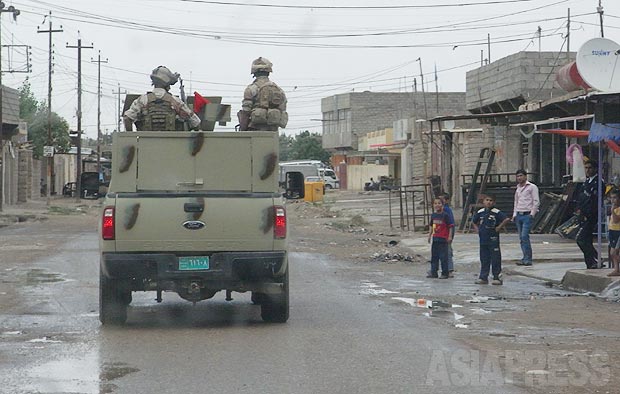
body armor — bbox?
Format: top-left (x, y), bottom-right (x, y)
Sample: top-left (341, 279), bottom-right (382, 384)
top-left (141, 92), bottom-right (177, 131)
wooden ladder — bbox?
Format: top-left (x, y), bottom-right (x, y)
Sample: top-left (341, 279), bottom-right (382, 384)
top-left (459, 148), bottom-right (496, 232)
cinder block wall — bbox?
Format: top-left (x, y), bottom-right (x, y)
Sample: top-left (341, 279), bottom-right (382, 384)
top-left (466, 51), bottom-right (576, 111)
top-left (18, 149), bottom-right (32, 203)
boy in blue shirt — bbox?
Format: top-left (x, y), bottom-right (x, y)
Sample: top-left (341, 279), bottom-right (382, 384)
top-left (471, 194), bottom-right (510, 285)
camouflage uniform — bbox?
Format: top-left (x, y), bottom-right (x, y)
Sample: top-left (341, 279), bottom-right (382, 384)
top-left (238, 57), bottom-right (288, 131)
top-left (123, 66), bottom-right (200, 131)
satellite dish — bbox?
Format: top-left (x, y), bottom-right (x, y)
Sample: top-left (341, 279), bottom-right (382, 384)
top-left (576, 37), bottom-right (620, 92)
top-left (443, 120), bottom-right (455, 130)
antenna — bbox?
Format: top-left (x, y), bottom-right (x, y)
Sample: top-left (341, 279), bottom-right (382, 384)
top-left (576, 37), bottom-right (620, 92)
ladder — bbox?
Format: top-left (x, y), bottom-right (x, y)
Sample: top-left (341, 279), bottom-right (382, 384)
top-left (459, 148), bottom-right (496, 231)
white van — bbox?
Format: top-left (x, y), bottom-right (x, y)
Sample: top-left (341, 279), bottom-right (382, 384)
top-left (318, 168), bottom-right (339, 189)
top-left (279, 162), bottom-right (339, 189)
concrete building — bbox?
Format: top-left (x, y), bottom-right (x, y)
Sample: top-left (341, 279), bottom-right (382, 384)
top-left (0, 86), bottom-right (42, 207)
top-left (321, 91), bottom-right (479, 193)
top-left (464, 51), bottom-right (579, 182)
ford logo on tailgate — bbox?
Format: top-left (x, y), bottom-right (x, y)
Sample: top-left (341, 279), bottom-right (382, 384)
top-left (183, 220), bottom-right (206, 230)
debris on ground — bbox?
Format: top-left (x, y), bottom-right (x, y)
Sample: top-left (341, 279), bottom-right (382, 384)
top-left (371, 251), bottom-right (424, 263)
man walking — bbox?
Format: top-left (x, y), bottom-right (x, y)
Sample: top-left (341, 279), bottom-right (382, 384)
top-left (512, 169), bottom-right (540, 266)
top-left (575, 160), bottom-right (601, 269)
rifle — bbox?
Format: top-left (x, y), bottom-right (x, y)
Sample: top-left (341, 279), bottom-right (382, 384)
top-left (178, 76), bottom-right (189, 131)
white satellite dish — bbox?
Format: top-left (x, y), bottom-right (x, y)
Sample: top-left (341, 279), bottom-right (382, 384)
top-left (442, 120), bottom-right (455, 130)
top-left (576, 37), bottom-right (620, 92)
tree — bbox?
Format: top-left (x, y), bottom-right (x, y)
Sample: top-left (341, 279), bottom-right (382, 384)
top-left (288, 131), bottom-right (330, 163)
top-left (27, 105), bottom-right (71, 158)
top-left (279, 133), bottom-right (293, 161)
top-left (18, 78), bottom-right (39, 122)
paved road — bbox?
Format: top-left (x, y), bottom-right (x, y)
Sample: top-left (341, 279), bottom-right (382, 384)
top-left (0, 216), bottom-right (530, 394)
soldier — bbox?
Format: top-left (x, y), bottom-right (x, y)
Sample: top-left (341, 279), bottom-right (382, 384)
top-left (238, 57), bottom-right (288, 131)
top-left (123, 65), bottom-right (200, 131)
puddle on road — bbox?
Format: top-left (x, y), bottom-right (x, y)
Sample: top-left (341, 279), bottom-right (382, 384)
top-left (20, 350), bottom-right (140, 394)
top-left (24, 268), bottom-right (65, 285)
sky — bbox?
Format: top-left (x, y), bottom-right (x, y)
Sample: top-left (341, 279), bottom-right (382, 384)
top-left (1, 0), bottom-right (619, 140)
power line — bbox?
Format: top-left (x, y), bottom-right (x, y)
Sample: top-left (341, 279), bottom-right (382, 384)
top-left (178, 0), bottom-right (553, 9)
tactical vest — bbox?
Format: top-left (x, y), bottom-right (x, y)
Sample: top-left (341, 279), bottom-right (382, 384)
top-left (141, 92), bottom-right (177, 131)
top-left (250, 82), bottom-right (288, 129)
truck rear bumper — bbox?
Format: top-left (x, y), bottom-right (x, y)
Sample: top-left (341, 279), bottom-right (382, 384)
top-left (101, 251), bottom-right (287, 282)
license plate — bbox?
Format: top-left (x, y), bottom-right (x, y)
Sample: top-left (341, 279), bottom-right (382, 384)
top-left (178, 256), bottom-right (209, 271)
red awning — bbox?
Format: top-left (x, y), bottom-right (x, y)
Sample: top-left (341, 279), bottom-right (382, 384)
top-left (542, 129), bottom-right (590, 138)
top-left (544, 128), bottom-right (620, 153)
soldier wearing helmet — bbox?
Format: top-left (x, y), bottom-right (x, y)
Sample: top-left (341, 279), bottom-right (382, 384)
top-left (238, 57), bottom-right (288, 131)
top-left (123, 65), bottom-right (201, 131)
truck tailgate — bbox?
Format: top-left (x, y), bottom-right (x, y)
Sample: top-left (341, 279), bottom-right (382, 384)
top-left (113, 194), bottom-right (277, 252)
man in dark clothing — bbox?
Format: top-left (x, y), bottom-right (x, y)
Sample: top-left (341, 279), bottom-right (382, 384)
top-left (575, 160), bottom-right (601, 269)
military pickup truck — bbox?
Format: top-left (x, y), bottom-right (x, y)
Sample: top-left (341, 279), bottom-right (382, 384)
top-left (98, 130), bottom-right (289, 325)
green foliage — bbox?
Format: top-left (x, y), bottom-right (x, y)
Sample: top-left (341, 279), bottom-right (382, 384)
top-left (18, 78), bottom-right (39, 122)
top-left (279, 133), bottom-right (293, 161)
top-left (27, 107), bottom-right (71, 158)
top-left (286, 131), bottom-right (330, 163)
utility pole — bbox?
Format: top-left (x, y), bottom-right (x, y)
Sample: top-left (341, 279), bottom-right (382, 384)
top-left (537, 26), bottom-right (542, 55)
top-left (113, 84), bottom-right (127, 132)
top-left (434, 63), bottom-right (439, 113)
top-left (567, 8), bottom-right (571, 59)
top-left (487, 33), bottom-right (491, 63)
top-left (91, 51), bottom-right (107, 178)
top-left (66, 36), bottom-right (93, 201)
top-left (417, 57), bottom-right (431, 179)
top-left (597, 0), bottom-right (604, 38)
top-left (37, 12), bottom-right (62, 206)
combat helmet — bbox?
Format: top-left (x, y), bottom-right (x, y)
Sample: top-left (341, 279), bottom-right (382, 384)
top-left (150, 65), bottom-right (179, 87)
top-left (251, 57), bottom-right (273, 74)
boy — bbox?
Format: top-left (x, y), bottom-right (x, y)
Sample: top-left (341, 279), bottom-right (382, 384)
top-left (439, 192), bottom-right (456, 276)
top-left (472, 194), bottom-right (510, 285)
top-left (427, 197), bottom-right (454, 279)
top-left (607, 189), bottom-right (620, 277)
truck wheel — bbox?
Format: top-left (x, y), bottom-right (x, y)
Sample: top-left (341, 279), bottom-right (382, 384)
top-left (251, 292), bottom-right (265, 305)
top-left (324, 184), bottom-right (332, 190)
top-left (99, 270), bottom-right (128, 325)
top-left (260, 269), bottom-right (289, 323)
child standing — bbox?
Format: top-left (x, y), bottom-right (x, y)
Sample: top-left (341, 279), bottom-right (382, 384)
top-left (607, 189), bottom-right (620, 277)
top-left (427, 197), bottom-right (454, 279)
top-left (472, 194), bottom-right (510, 285)
top-left (439, 192), bottom-right (456, 277)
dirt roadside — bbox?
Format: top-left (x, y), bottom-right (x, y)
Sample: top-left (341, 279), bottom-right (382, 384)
top-left (288, 191), bottom-right (620, 394)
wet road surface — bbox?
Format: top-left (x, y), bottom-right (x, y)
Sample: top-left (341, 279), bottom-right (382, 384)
top-left (0, 218), bottom-right (536, 394)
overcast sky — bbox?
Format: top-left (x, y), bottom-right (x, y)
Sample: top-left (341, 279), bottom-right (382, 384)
top-left (1, 0), bottom-right (619, 140)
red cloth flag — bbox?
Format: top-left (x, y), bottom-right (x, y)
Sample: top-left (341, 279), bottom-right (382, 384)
top-left (193, 92), bottom-right (211, 114)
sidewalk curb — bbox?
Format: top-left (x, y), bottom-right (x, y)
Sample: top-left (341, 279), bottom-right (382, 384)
top-left (562, 270), bottom-right (620, 293)
top-left (503, 267), bottom-right (562, 285)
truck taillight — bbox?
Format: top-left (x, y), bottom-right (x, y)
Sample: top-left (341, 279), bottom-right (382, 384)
top-left (102, 207), bottom-right (115, 240)
top-left (274, 206), bottom-right (286, 239)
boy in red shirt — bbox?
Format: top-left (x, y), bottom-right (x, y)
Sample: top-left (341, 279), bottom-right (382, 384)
top-left (427, 197), bottom-right (454, 279)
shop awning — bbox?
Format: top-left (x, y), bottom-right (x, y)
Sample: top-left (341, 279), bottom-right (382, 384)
top-left (588, 121), bottom-right (620, 143)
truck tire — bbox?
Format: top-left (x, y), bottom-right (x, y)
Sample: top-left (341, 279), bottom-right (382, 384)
top-left (99, 269), bottom-right (128, 325)
top-left (260, 269), bottom-right (289, 323)
top-left (251, 292), bottom-right (265, 305)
